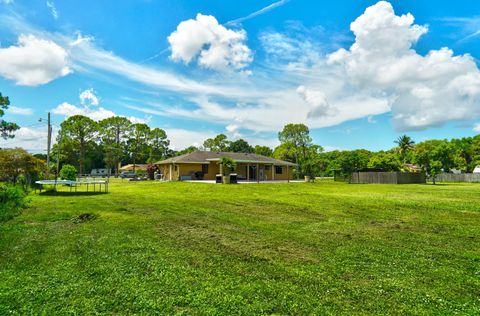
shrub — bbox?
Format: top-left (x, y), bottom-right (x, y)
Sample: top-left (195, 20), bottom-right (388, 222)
top-left (60, 164), bottom-right (77, 181)
top-left (0, 184), bottom-right (27, 222)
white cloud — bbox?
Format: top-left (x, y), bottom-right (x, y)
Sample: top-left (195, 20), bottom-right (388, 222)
top-left (297, 85), bottom-right (336, 118)
top-left (52, 102), bottom-right (116, 121)
top-left (0, 126), bottom-right (56, 152)
top-left (52, 89), bottom-right (150, 123)
top-left (226, 0), bottom-right (290, 26)
top-left (6, 106), bottom-right (33, 115)
top-left (168, 14), bottom-right (253, 71)
top-left (474, 123), bottom-right (480, 133)
top-left (79, 88), bottom-right (99, 106)
top-left (0, 34), bottom-right (71, 86)
top-left (327, 1), bottom-right (480, 131)
top-left (4, 2), bottom-right (480, 137)
top-left (46, 1), bottom-right (58, 19)
top-left (164, 128), bottom-right (216, 150)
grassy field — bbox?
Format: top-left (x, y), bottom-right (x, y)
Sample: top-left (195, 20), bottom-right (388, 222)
top-left (1, 180), bottom-right (479, 315)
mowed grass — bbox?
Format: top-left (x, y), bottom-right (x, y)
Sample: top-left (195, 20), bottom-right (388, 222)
top-left (1, 180), bottom-right (479, 315)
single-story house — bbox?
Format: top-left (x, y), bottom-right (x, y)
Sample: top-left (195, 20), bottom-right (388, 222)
top-left (155, 151), bottom-right (296, 181)
top-left (473, 166), bottom-right (480, 174)
top-left (119, 164), bottom-right (148, 172)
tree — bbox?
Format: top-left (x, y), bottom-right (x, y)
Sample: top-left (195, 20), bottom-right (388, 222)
top-left (0, 148), bottom-right (45, 186)
top-left (394, 135), bottom-right (415, 163)
top-left (277, 124), bottom-right (313, 178)
top-left (254, 145), bottom-right (273, 157)
top-left (429, 160), bottom-right (442, 185)
top-left (229, 139), bottom-right (254, 153)
top-left (148, 128), bottom-right (170, 162)
top-left (413, 140), bottom-right (455, 184)
top-left (0, 93), bottom-right (20, 140)
top-left (203, 134), bottom-right (230, 151)
top-left (339, 150), bottom-right (372, 183)
top-left (175, 146), bottom-right (198, 156)
top-left (368, 151), bottom-right (402, 171)
top-left (301, 145), bottom-right (324, 178)
top-left (127, 123), bottom-right (151, 171)
top-left (99, 117), bottom-right (132, 176)
top-left (60, 115), bottom-right (98, 176)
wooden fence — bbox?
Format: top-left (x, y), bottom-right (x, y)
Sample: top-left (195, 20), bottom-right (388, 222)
top-left (350, 172), bottom-right (426, 184)
top-left (432, 173), bottom-right (480, 183)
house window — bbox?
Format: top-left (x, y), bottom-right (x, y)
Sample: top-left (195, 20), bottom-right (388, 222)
top-left (275, 166), bottom-right (283, 174)
top-left (174, 165), bottom-right (178, 171)
top-left (202, 164), bottom-right (209, 174)
top-left (265, 165), bottom-right (271, 171)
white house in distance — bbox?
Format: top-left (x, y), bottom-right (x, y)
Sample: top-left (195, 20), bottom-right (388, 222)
top-left (473, 166), bottom-right (480, 174)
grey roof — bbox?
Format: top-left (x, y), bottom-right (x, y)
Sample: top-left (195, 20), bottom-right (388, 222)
top-left (155, 151), bottom-right (296, 166)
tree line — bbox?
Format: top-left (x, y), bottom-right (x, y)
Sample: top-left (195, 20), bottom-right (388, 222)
top-left (2, 90), bottom-right (480, 181)
top-left (27, 116), bottom-right (480, 180)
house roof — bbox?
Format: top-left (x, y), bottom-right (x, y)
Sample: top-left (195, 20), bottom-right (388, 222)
top-left (155, 151), bottom-right (296, 166)
top-left (119, 164), bottom-right (148, 171)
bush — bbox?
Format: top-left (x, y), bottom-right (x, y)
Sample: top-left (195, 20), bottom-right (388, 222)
top-left (60, 164), bottom-right (77, 181)
top-left (0, 184), bottom-right (27, 222)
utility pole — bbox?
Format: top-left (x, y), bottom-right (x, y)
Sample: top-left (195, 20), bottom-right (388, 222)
top-left (53, 129), bottom-right (63, 193)
top-left (46, 112), bottom-right (52, 179)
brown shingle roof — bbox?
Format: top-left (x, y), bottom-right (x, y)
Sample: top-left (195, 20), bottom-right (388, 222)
top-left (155, 151), bottom-right (296, 166)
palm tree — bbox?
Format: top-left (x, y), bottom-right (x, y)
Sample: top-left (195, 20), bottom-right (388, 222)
top-left (395, 135), bottom-right (415, 163)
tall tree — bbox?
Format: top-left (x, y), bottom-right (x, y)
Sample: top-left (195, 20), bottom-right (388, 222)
top-left (229, 139), bottom-right (254, 153)
top-left (394, 135), bottom-right (415, 163)
top-left (175, 146), bottom-right (198, 156)
top-left (148, 128), bottom-right (170, 162)
top-left (0, 93), bottom-right (20, 140)
top-left (254, 145), bottom-right (273, 157)
top-left (277, 124), bottom-right (313, 177)
top-left (413, 140), bottom-right (455, 182)
top-left (99, 117), bottom-right (132, 176)
top-left (127, 123), bottom-right (151, 171)
top-left (203, 134), bottom-right (230, 151)
top-left (60, 115), bottom-right (98, 176)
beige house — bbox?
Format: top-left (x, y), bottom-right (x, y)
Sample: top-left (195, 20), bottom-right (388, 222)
top-left (155, 151), bottom-right (296, 181)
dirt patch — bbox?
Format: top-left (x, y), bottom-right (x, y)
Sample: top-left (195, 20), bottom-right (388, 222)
top-left (75, 213), bottom-right (97, 223)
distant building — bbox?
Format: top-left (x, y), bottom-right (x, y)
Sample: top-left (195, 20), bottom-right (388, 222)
top-left (91, 168), bottom-right (111, 176)
top-left (473, 166), bottom-right (480, 174)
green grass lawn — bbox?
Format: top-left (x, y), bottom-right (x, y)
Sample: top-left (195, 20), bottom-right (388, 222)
top-left (1, 180), bottom-right (479, 315)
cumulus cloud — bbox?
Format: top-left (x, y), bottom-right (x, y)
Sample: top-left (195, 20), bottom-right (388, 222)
top-left (79, 88), bottom-right (99, 106)
top-left (327, 1), bottom-right (480, 131)
top-left (0, 34), bottom-right (71, 86)
top-left (168, 14), bottom-right (253, 71)
top-left (297, 85), bottom-right (337, 118)
top-left (52, 102), bottom-right (116, 121)
top-left (52, 89), bottom-right (149, 123)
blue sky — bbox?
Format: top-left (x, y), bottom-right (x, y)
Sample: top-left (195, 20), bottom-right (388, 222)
top-left (1, 0), bottom-right (480, 152)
